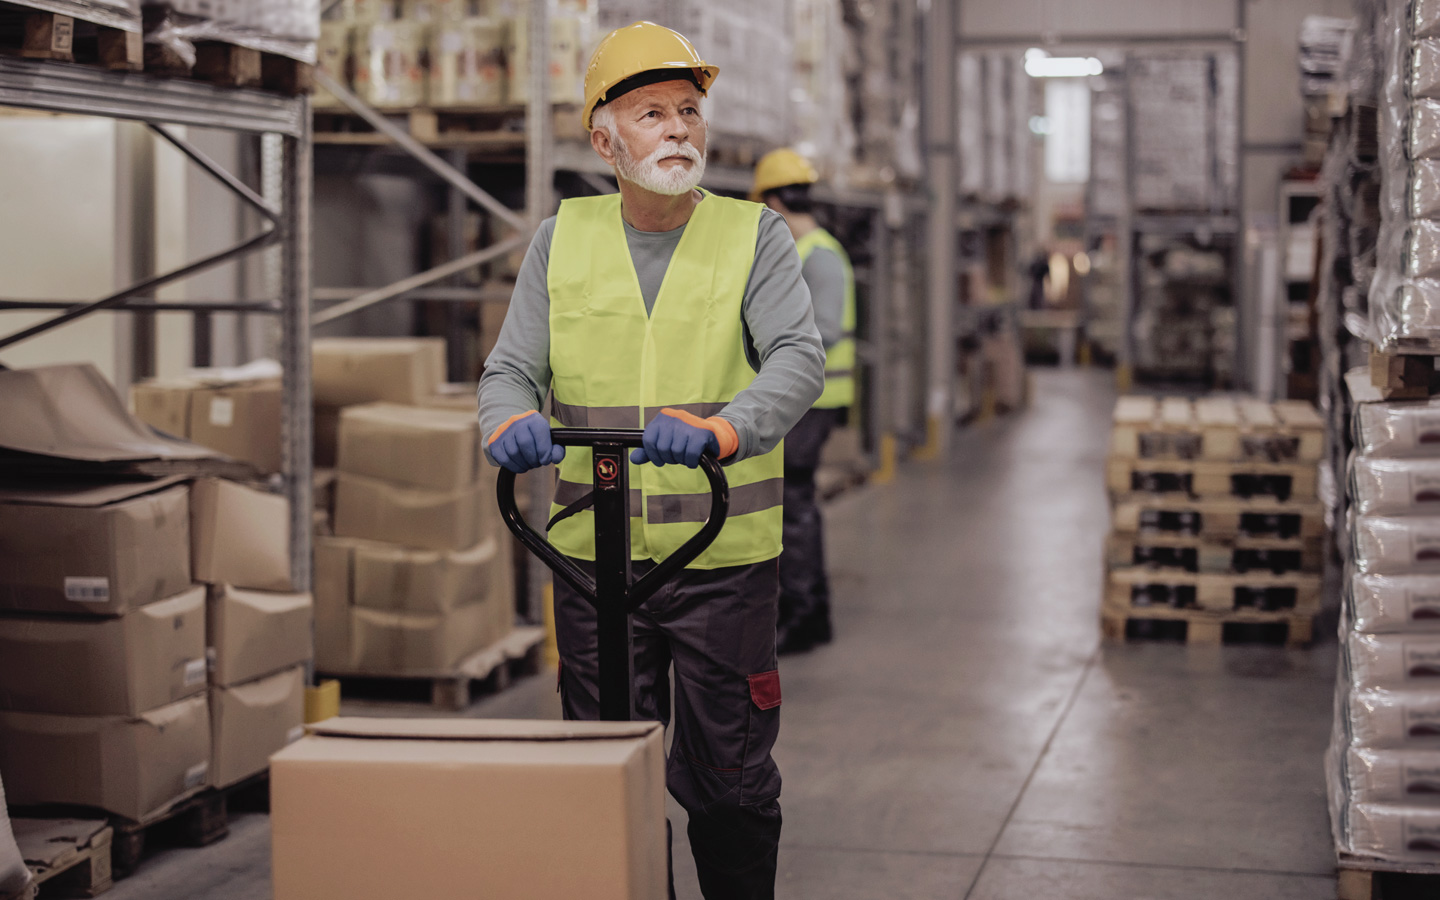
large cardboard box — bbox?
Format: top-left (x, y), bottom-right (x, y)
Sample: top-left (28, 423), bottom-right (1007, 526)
top-left (191, 478), bottom-right (293, 592)
top-left (352, 536), bottom-right (502, 614)
top-left (418, 383), bottom-right (479, 413)
top-left (0, 585), bottom-right (207, 717)
top-left (337, 403), bottom-right (481, 491)
top-left (132, 378), bottom-right (284, 474)
top-left (0, 695), bottom-right (211, 821)
top-left (208, 585), bottom-right (314, 687)
top-left (271, 718), bottom-right (667, 900)
top-left (0, 480), bottom-right (191, 615)
top-left (210, 666), bottom-right (306, 788)
top-left (349, 601), bottom-right (495, 674)
top-left (333, 473), bottom-right (487, 552)
top-left (315, 405), bottom-right (343, 469)
top-left (313, 537), bottom-right (358, 673)
top-left (312, 338), bottom-right (446, 407)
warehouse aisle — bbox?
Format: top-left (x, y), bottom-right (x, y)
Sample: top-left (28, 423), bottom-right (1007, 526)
top-left (102, 369), bottom-right (1339, 900)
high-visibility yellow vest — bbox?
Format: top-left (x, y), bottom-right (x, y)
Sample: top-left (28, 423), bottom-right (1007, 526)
top-left (546, 191), bottom-right (784, 568)
top-left (795, 228), bottom-right (856, 409)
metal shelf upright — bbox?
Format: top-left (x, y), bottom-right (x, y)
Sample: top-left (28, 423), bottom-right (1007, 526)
top-left (0, 55), bottom-right (315, 593)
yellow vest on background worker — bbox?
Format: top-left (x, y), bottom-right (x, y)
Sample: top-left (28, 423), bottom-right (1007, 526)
top-left (794, 228), bottom-right (856, 409)
top-left (546, 191), bottom-right (784, 569)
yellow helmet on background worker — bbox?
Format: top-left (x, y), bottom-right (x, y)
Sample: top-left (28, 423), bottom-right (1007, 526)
top-left (582, 21), bottom-right (720, 131)
top-left (750, 148), bottom-right (819, 202)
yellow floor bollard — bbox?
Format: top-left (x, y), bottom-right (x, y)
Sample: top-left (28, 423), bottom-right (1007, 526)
top-left (304, 679), bottom-right (341, 724)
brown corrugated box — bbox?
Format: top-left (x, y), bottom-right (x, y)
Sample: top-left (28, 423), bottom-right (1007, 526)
top-left (0, 480), bottom-right (191, 616)
top-left (0, 585), bottom-right (207, 717)
top-left (337, 403), bottom-right (481, 491)
top-left (315, 405), bottom-right (343, 469)
top-left (348, 601), bottom-right (496, 674)
top-left (352, 536), bottom-right (503, 614)
top-left (312, 537), bottom-right (356, 673)
top-left (191, 478), bottom-right (293, 592)
top-left (333, 473), bottom-right (487, 552)
top-left (0, 694), bottom-right (211, 821)
top-left (312, 338), bottom-right (446, 407)
top-left (270, 718), bottom-right (667, 900)
top-left (417, 383), bottom-right (479, 413)
top-left (131, 379), bottom-right (283, 474)
top-left (208, 586), bottom-right (314, 687)
top-left (210, 666), bottom-right (306, 788)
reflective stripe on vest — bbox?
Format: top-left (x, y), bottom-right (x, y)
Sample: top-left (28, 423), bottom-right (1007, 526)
top-left (546, 192), bottom-right (784, 568)
top-left (796, 227), bottom-right (856, 409)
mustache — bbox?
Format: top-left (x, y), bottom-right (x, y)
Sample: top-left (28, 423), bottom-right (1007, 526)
top-left (642, 141), bottom-right (702, 164)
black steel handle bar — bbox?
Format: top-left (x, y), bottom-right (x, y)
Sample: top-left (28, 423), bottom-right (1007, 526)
top-left (495, 427), bottom-right (730, 611)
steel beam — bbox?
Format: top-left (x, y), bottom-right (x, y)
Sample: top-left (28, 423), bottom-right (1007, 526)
top-left (150, 125), bottom-right (280, 224)
top-left (280, 121), bottom-right (314, 594)
top-left (0, 300), bottom-right (280, 313)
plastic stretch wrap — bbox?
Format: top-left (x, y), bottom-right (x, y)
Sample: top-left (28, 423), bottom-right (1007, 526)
top-left (1352, 455), bottom-right (1440, 514)
top-left (427, 17), bottom-right (507, 107)
top-left (1411, 162), bottom-right (1440, 219)
top-left (1411, 101), bottom-right (1440, 160)
top-left (352, 20), bottom-right (425, 108)
top-left (1338, 801), bottom-right (1440, 861)
top-left (1353, 514), bottom-right (1440, 573)
top-left (1345, 687), bottom-right (1440, 747)
top-left (1355, 396), bottom-right (1440, 457)
top-left (1351, 571), bottom-right (1440, 632)
top-left (1417, 0), bottom-right (1440, 41)
top-left (12, 0), bottom-right (139, 30)
top-left (0, 770), bottom-right (30, 900)
top-left (1342, 746), bottom-right (1440, 803)
top-left (143, 0), bottom-right (320, 66)
top-left (1348, 632), bottom-right (1440, 689)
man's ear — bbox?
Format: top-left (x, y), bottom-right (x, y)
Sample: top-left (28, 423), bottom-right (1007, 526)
top-left (591, 126), bottom-right (616, 166)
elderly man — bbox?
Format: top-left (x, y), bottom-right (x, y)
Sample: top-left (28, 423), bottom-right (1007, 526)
top-left (477, 21), bottom-right (825, 900)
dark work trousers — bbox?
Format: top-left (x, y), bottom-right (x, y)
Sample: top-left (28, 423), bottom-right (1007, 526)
top-left (779, 407), bottom-right (843, 644)
top-left (554, 556), bottom-right (783, 900)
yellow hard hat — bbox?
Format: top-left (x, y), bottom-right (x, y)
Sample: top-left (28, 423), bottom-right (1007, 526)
top-left (750, 148), bottom-right (819, 202)
top-left (582, 21), bottom-right (719, 131)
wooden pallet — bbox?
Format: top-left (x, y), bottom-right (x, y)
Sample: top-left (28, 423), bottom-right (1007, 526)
top-left (1105, 532), bottom-right (1323, 575)
top-left (0, 4), bottom-right (141, 70)
top-left (145, 39), bottom-right (312, 94)
top-left (1338, 860), bottom-right (1440, 899)
top-left (1107, 455), bottom-right (1319, 502)
top-left (321, 625), bottom-right (545, 712)
top-left (12, 818), bottom-right (112, 898)
top-left (1106, 567), bottom-right (1322, 614)
top-left (106, 772), bottom-right (272, 877)
top-left (1111, 395), bottom-right (1323, 463)
top-left (1369, 348), bottom-right (1440, 400)
top-left (1110, 495), bottom-right (1327, 540)
top-left (313, 105), bottom-right (580, 148)
top-left (1100, 601), bottom-right (1316, 647)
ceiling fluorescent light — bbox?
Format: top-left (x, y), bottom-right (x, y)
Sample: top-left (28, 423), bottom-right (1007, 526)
top-left (1024, 49), bottom-right (1104, 78)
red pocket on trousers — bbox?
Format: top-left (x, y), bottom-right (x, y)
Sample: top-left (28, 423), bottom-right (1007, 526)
top-left (748, 670), bottom-right (782, 710)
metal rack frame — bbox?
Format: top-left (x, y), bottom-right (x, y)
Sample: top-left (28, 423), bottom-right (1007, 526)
top-left (0, 55), bottom-right (315, 593)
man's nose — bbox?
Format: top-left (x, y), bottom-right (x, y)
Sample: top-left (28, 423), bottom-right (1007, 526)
top-left (665, 114), bottom-right (689, 143)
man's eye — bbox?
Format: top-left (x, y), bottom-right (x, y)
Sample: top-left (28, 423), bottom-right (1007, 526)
top-left (645, 110), bottom-right (659, 118)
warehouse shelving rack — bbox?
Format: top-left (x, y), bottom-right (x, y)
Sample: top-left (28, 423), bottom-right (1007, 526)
top-left (0, 54), bottom-right (316, 593)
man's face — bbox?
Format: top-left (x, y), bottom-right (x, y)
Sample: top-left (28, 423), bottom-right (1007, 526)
top-left (593, 80), bottom-right (708, 196)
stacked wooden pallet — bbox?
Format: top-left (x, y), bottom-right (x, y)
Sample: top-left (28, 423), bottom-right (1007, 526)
top-left (1103, 395), bottom-right (1326, 647)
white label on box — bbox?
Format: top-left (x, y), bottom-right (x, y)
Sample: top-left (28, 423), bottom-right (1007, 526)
top-left (286, 726), bottom-right (305, 745)
top-left (208, 397), bottom-right (235, 428)
top-left (1404, 818), bottom-right (1440, 853)
top-left (64, 577), bottom-right (110, 603)
top-left (1411, 589), bottom-right (1440, 623)
top-left (184, 762), bottom-right (209, 790)
top-left (183, 659), bottom-right (208, 687)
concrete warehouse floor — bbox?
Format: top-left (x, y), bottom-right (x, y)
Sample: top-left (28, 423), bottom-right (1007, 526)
top-left (101, 369), bottom-right (1339, 900)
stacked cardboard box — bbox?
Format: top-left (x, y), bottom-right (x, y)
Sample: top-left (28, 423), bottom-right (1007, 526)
top-left (1329, 371), bottom-right (1440, 862)
top-left (132, 365), bottom-right (283, 476)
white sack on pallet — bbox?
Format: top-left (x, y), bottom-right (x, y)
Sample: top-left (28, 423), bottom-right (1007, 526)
top-left (1346, 687), bottom-right (1440, 747)
top-left (1351, 571), bottom-right (1440, 632)
top-left (1374, 280), bottom-right (1440, 349)
top-left (11, 0), bottom-right (139, 30)
top-left (143, 0), bottom-right (319, 66)
top-left (1352, 456), bottom-right (1440, 515)
top-left (1353, 515), bottom-right (1440, 573)
top-left (1411, 162), bottom-right (1440, 219)
top-left (1342, 746), bottom-right (1440, 803)
top-left (1338, 801), bottom-right (1440, 861)
top-left (1411, 100), bottom-right (1440, 160)
top-left (0, 771), bottom-right (30, 900)
top-left (1355, 396), bottom-right (1440, 457)
top-left (1348, 632), bottom-right (1440, 689)
top-left (1416, 0), bottom-right (1440, 40)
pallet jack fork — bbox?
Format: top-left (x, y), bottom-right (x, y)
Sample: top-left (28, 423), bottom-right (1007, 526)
top-left (497, 428), bottom-right (729, 722)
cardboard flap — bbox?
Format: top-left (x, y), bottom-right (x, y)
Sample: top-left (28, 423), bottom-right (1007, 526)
top-left (308, 717), bottom-right (662, 743)
top-left (0, 476), bottom-right (188, 508)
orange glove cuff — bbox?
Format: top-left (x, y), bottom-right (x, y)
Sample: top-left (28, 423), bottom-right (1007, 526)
top-left (488, 410), bottom-right (540, 445)
top-left (660, 408), bottom-right (739, 460)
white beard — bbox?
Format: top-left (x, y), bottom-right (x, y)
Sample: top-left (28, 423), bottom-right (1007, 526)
top-left (615, 138), bottom-right (706, 196)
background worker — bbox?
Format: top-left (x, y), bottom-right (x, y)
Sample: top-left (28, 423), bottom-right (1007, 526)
top-left (751, 149), bottom-right (857, 655)
top-left (477, 22), bottom-right (825, 900)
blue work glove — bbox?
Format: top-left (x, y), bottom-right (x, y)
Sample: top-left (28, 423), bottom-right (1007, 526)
top-left (487, 410), bottom-right (565, 473)
top-left (631, 408), bottom-right (738, 468)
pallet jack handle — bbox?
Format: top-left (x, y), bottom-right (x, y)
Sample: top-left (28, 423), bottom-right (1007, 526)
top-left (496, 427), bottom-right (730, 720)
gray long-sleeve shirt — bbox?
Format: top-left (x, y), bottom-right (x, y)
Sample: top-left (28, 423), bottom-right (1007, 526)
top-left (478, 199), bottom-right (826, 463)
top-left (802, 245), bottom-right (847, 349)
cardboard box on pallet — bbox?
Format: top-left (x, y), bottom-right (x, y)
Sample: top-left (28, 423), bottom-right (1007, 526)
top-left (191, 478), bottom-right (293, 592)
top-left (0, 694), bottom-right (210, 822)
top-left (207, 585), bottom-right (314, 687)
top-left (0, 586), bottom-right (207, 717)
top-left (210, 665), bottom-right (306, 789)
top-left (337, 403), bottom-right (481, 491)
top-left (312, 338), bottom-right (446, 408)
top-left (131, 378), bottom-right (283, 474)
top-left (348, 600), bottom-right (496, 675)
top-left (351, 536), bottom-right (504, 614)
top-left (0, 479), bottom-right (191, 616)
top-left (271, 719), bottom-right (667, 900)
top-left (333, 473), bottom-right (488, 552)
